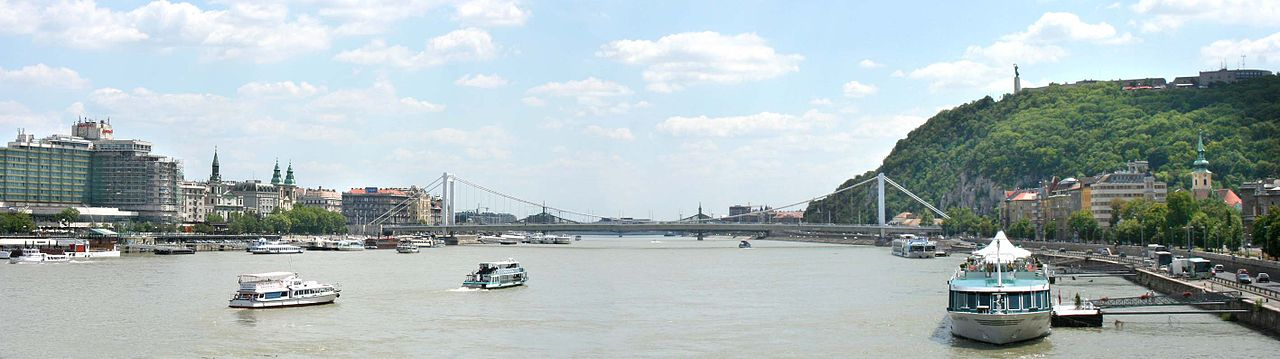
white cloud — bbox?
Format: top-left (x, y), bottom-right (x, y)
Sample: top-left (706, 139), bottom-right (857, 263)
top-left (335, 28), bottom-right (498, 69)
top-left (841, 80), bottom-right (878, 97)
top-left (809, 98), bottom-right (832, 106)
top-left (907, 60), bottom-right (1007, 93)
top-left (412, 126), bottom-right (514, 160)
top-left (0, 63), bottom-right (89, 89)
top-left (237, 81), bottom-right (325, 99)
top-left (310, 79), bottom-right (445, 115)
top-left (858, 59), bottom-right (884, 68)
top-left (597, 31), bottom-right (803, 92)
top-left (657, 110), bottom-right (835, 137)
top-left (584, 125), bottom-right (634, 141)
top-left (0, 100), bottom-right (62, 135)
top-left (963, 12), bottom-right (1135, 65)
top-left (890, 70), bottom-right (906, 77)
top-left (454, 73), bottom-right (509, 88)
top-left (527, 77), bottom-right (632, 102)
top-left (453, 0), bottom-right (530, 27)
top-left (309, 0), bottom-right (440, 35)
top-left (0, 0), bottom-right (331, 62)
top-left (1201, 32), bottom-right (1280, 66)
top-left (1131, 0), bottom-right (1280, 32)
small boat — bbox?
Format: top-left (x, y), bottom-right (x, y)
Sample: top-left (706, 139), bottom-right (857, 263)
top-left (396, 241), bottom-right (420, 253)
top-left (248, 239), bottom-right (304, 254)
top-left (544, 234), bottom-right (573, 244)
top-left (228, 272), bottom-right (340, 308)
top-left (463, 259), bottom-right (527, 289)
top-left (8, 248), bottom-right (71, 264)
top-left (739, 240), bottom-right (752, 249)
top-left (154, 246), bottom-right (196, 255)
top-left (891, 234), bottom-right (936, 259)
top-left (335, 240), bottom-right (365, 251)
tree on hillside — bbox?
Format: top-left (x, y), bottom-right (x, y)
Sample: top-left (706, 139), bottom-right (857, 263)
top-left (1045, 219), bottom-right (1058, 241)
top-left (918, 210), bottom-right (935, 227)
top-left (1008, 218), bottom-right (1033, 239)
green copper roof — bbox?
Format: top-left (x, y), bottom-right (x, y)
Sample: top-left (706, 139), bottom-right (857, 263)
top-left (1193, 132), bottom-right (1209, 169)
top-left (271, 160), bottom-right (282, 185)
top-left (284, 162), bottom-right (295, 186)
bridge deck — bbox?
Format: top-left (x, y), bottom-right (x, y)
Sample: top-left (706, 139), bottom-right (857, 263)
top-left (1088, 291), bottom-right (1241, 308)
top-left (385, 223), bottom-right (941, 235)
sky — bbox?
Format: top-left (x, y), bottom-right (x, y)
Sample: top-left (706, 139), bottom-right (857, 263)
top-left (1, 0), bottom-right (1279, 220)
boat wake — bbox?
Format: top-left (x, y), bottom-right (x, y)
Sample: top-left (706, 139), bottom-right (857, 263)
top-left (447, 287), bottom-right (489, 292)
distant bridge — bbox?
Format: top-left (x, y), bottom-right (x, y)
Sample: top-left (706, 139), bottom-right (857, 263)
top-left (385, 222), bottom-right (942, 236)
top-left (363, 172), bottom-right (950, 237)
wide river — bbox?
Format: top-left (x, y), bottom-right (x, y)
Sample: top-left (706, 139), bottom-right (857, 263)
top-left (3, 236), bottom-right (1278, 357)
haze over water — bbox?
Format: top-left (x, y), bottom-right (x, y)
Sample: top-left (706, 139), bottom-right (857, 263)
top-left (3, 236), bottom-right (1278, 357)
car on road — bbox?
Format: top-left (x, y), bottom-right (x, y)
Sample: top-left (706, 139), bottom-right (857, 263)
top-left (1058, 248), bottom-right (1067, 253)
top-left (1213, 264), bottom-right (1225, 274)
top-left (1238, 269), bottom-right (1253, 284)
top-left (1258, 273), bottom-right (1270, 283)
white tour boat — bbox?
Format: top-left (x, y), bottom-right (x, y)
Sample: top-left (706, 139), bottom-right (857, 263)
top-left (247, 239), bottom-right (304, 254)
top-left (396, 241), bottom-right (420, 253)
top-left (463, 259), bottom-right (527, 289)
top-left (228, 272), bottom-right (340, 308)
top-left (9, 248), bottom-right (71, 264)
top-left (947, 231), bottom-right (1051, 345)
top-left (335, 240), bottom-right (365, 251)
top-left (891, 234), bottom-right (937, 258)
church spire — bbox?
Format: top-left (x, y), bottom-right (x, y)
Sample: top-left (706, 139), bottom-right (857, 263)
top-left (209, 147), bottom-right (221, 182)
top-left (284, 161), bottom-right (295, 186)
top-left (271, 159), bottom-right (282, 185)
top-left (1193, 131), bottom-right (1210, 171)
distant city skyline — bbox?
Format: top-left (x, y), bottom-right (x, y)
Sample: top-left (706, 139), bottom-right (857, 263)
top-left (2, 0), bottom-right (1278, 220)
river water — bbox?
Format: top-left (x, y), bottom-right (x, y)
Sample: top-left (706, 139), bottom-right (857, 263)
top-left (2, 236), bottom-right (1278, 358)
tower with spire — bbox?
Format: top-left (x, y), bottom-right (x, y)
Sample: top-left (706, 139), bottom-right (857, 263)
top-left (209, 148), bottom-right (221, 183)
top-left (284, 162), bottom-right (295, 186)
top-left (1191, 132), bottom-right (1213, 200)
top-left (270, 159), bottom-right (282, 186)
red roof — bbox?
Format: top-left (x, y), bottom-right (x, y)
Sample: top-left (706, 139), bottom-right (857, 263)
top-left (1218, 189), bottom-right (1242, 207)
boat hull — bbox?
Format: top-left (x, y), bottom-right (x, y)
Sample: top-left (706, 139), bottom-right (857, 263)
top-left (9, 256), bottom-right (71, 264)
top-left (949, 310), bottom-right (1051, 345)
top-left (462, 281), bottom-right (525, 289)
top-left (229, 293), bottom-right (338, 308)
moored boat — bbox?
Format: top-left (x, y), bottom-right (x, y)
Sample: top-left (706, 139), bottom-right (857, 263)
top-left (335, 240), bottom-right (365, 251)
top-left (228, 272), bottom-right (340, 308)
top-left (63, 240), bottom-right (121, 258)
top-left (396, 241), bottom-right (419, 253)
top-left (248, 238), bottom-right (304, 254)
top-left (947, 232), bottom-right (1051, 345)
top-left (462, 259), bottom-right (527, 289)
top-left (891, 234), bottom-right (936, 258)
top-left (8, 248), bottom-right (71, 264)
top-left (154, 246), bottom-right (195, 255)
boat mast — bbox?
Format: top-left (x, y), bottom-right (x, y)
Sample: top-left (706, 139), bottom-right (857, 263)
top-left (995, 235), bottom-right (1003, 287)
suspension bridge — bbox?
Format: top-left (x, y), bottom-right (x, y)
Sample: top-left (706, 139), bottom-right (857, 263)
top-left (370, 172), bottom-right (948, 237)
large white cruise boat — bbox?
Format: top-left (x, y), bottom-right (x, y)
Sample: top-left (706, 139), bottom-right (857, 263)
top-left (891, 234), bottom-right (936, 258)
top-left (247, 239), bottom-right (304, 254)
top-left (947, 231), bottom-right (1051, 345)
top-left (228, 272), bottom-right (340, 308)
top-left (463, 259), bottom-right (527, 289)
top-left (8, 248), bottom-right (71, 264)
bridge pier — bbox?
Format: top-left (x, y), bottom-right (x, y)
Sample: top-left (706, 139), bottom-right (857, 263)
top-left (696, 231), bottom-right (704, 241)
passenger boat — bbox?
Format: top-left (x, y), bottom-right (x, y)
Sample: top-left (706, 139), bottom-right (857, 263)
top-left (463, 259), bottom-right (527, 289)
top-left (247, 239), bottom-right (304, 254)
top-left (8, 248), bottom-right (71, 264)
top-left (891, 234), bottom-right (936, 258)
top-left (63, 240), bottom-right (121, 258)
top-left (547, 234), bottom-right (573, 244)
top-left (947, 231), bottom-right (1051, 345)
top-left (228, 272), bottom-right (340, 308)
top-left (396, 241), bottom-right (419, 253)
top-left (335, 240), bottom-right (365, 251)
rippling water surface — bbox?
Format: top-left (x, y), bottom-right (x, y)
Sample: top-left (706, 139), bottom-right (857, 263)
top-left (3, 236), bottom-right (1278, 357)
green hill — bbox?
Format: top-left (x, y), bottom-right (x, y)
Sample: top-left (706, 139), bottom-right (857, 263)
top-left (805, 75), bottom-right (1280, 224)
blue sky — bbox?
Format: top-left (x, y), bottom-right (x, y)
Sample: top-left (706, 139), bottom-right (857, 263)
top-left (1, 0), bottom-right (1278, 220)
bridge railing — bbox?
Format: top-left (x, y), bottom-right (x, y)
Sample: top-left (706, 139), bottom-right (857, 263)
top-left (1209, 276), bottom-right (1280, 302)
